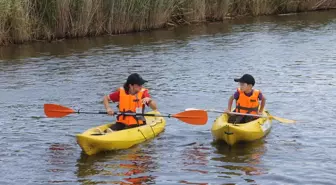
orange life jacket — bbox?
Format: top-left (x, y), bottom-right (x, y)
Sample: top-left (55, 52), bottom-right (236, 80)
top-left (117, 87), bottom-right (146, 126)
top-left (236, 88), bottom-right (260, 114)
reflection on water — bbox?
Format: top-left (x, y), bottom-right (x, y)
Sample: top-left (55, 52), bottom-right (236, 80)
top-left (0, 10), bottom-right (335, 61)
top-left (177, 143), bottom-right (211, 185)
top-left (181, 145), bottom-right (210, 174)
top-left (76, 148), bottom-right (156, 184)
top-left (47, 143), bottom-right (78, 184)
top-left (212, 140), bottom-right (267, 182)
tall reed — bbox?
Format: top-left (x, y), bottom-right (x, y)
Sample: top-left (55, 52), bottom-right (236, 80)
top-left (0, 0), bottom-right (334, 45)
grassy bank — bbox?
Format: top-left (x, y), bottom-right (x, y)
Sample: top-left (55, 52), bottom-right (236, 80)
top-left (0, 0), bottom-right (335, 45)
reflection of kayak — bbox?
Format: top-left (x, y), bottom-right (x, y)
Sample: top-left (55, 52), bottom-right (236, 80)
top-left (211, 110), bottom-right (272, 145)
top-left (76, 111), bottom-right (166, 155)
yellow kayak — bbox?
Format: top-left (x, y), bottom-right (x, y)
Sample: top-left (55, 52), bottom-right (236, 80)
top-left (76, 111), bottom-right (166, 155)
top-left (211, 111), bottom-right (272, 145)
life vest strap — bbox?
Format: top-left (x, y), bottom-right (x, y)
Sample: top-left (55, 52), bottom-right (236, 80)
top-left (236, 105), bottom-right (258, 113)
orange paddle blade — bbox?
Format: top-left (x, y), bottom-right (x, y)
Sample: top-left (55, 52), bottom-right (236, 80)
top-left (172, 110), bottom-right (208, 125)
top-left (44, 104), bottom-right (75, 118)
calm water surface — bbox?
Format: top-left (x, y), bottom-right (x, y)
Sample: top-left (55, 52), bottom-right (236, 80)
top-left (1, 10), bottom-right (336, 185)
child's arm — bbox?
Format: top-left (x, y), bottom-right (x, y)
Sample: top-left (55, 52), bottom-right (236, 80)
top-left (226, 95), bottom-right (234, 112)
top-left (259, 95), bottom-right (266, 114)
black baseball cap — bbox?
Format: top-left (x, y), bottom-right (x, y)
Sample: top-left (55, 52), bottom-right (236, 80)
top-left (126, 73), bottom-right (148, 85)
top-left (234, 74), bottom-right (255, 86)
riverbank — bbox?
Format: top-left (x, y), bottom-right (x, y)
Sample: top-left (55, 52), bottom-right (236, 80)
top-left (0, 0), bottom-right (335, 46)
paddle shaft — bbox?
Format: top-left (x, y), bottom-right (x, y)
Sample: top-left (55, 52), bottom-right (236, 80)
top-left (195, 109), bottom-right (266, 118)
top-left (208, 109), bottom-right (296, 123)
top-left (185, 107), bottom-right (295, 123)
top-left (69, 110), bottom-right (175, 117)
top-left (64, 110), bottom-right (199, 118)
top-left (44, 104), bottom-right (208, 125)
top-left (227, 111), bottom-right (266, 118)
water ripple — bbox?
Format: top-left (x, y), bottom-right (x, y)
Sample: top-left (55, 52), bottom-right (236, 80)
top-left (1, 10), bottom-right (336, 185)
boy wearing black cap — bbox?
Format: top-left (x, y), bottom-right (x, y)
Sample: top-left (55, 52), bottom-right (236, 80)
top-left (103, 73), bottom-right (157, 131)
top-left (225, 74), bottom-right (266, 123)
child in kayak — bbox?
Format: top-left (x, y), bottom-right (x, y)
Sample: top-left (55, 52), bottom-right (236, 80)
top-left (225, 74), bottom-right (266, 123)
top-left (102, 73), bottom-right (158, 132)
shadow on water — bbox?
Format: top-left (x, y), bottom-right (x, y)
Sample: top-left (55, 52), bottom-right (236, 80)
top-left (211, 140), bottom-right (267, 182)
top-left (75, 148), bottom-right (157, 185)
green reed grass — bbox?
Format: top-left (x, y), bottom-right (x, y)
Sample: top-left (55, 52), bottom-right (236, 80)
top-left (0, 0), bottom-right (334, 45)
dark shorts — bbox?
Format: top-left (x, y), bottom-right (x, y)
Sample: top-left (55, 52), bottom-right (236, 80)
top-left (110, 122), bottom-right (144, 131)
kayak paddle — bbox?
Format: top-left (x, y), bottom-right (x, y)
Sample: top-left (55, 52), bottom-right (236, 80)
top-left (185, 108), bottom-right (296, 124)
top-left (44, 104), bottom-right (208, 125)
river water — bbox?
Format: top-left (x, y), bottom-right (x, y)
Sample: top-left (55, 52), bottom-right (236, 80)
top-left (1, 10), bottom-right (336, 185)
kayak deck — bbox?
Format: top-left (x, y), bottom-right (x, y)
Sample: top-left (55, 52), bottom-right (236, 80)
top-left (211, 111), bottom-right (272, 145)
top-left (76, 111), bottom-right (166, 155)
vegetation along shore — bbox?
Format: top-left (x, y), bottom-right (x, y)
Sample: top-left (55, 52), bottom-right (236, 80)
top-left (0, 0), bottom-right (335, 45)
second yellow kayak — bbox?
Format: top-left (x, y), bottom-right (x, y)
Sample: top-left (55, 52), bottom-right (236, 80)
top-left (211, 110), bottom-right (272, 145)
